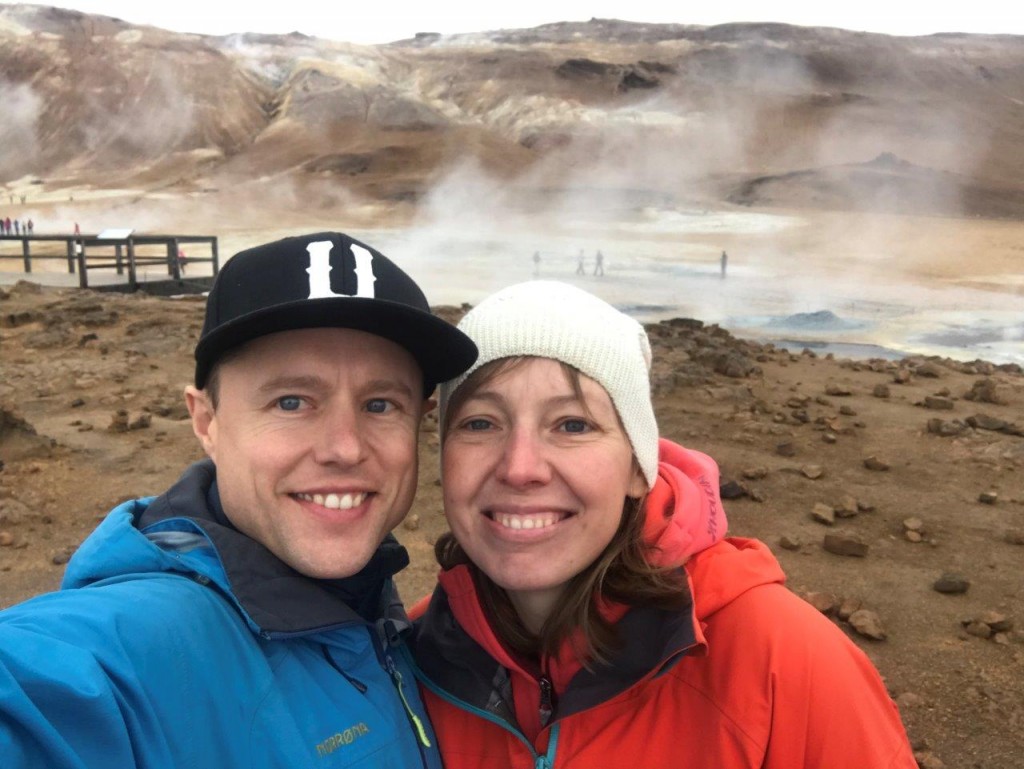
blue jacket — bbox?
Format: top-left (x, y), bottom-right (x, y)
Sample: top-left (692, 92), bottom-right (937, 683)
top-left (0, 460), bottom-right (440, 769)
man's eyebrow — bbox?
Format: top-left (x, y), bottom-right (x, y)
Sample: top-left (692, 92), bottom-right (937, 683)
top-left (362, 378), bottom-right (417, 400)
top-left (255, 375), bottom-right (327, 395)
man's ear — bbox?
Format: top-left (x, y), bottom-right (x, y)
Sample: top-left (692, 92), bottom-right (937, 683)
top-left (185, 385), bottom-right (217, 459)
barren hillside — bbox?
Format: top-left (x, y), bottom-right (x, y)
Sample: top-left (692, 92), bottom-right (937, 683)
top-left (3, 5), bottom-right (1024, 221)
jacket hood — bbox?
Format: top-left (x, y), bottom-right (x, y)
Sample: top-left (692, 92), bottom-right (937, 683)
top-left (686, 537), bottom-right (787, 620)
top-left (642, 438), bottom-right (727, 567)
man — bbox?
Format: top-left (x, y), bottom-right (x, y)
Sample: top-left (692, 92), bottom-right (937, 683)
top-left (0, 232), bottom-right (477, 768)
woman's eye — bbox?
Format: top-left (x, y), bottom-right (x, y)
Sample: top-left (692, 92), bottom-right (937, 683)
top-left (560, 418), bottom-right (590, 434)
top-left (277, 396), bottom-right (303, 412)
top-left (366, 399), bottom-right (393, 414)
top-left (463, 418), bottom-right (493, 431)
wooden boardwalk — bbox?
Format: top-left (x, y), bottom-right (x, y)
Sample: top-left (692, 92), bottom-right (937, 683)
top-left (0, 233), bottom-right (218, 294)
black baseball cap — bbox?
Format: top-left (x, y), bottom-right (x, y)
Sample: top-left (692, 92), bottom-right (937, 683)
top-left (194, 232), bottom-right (477, 395)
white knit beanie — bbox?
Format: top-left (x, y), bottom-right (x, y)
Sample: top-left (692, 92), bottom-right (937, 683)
top-left (439, 280), bottom-right (659, 489)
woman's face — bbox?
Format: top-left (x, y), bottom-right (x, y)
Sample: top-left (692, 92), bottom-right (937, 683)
top-left (442, 358), bottom-right (646, 615)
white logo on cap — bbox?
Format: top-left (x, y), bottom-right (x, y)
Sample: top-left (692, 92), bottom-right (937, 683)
top-left (306, 241), bottom-right (377, 299)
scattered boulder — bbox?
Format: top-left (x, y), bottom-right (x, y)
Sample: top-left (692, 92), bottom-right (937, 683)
top-left (811, 503), bottom-right (835, 525)
top-left (825, 383), bottom-right (852, 396)
top-left (978, 491), bottom-right (998, 505)
top-left (863, 456), bottom-right (890, 471)
top-left (915, 361), bottom-right (945, 378)
top-left (803, 591), bottom-right (839, 615)
top-left (923, 396), bottom-right (955, 410)
top-left (848, 609), bottom-right (887, 640)
top-left (926, 418), bottom-right (969, 437)
top-left (933, 573), bottom-right (970, 594)
top-left (823, 533), bottom-right (869, 557)
top-left (963, 378), bottom-right (1009, 405)
top-left (719, 480), bottom-right (750, 499)
top-left (872, 383), bottom-right (891, 398)
top-left (778, 534), bottom-right (802, 551)
top-left (966, 413), bottom-right (1024, 436)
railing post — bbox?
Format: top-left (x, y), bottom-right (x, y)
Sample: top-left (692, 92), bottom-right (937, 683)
top-left (22, 237), bottom-right (31, 273)
top-left (115, 243), bottom-right (124, 275)
top-left (169, 238), bottom-right (181, 279)
top-left (127, 238), bottom-right (137, 290)
top-left (211, 237), bottom-right (219, 275)
top-left (77, 242), bottom-right (87, 288)
top-left (66, 238), bottom-right (75, 273)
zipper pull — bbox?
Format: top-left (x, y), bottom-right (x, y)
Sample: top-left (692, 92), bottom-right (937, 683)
top-left (539, 675), bottom-right (554, 727)
top-left (384, 654), bottom-right (433, 749)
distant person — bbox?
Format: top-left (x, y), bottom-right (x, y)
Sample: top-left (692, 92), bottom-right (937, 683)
top-left (74, 222), bottom-right (80, 236)
top-left (2, 216), bottom-right (8, 234)
top-left (409, 280), bottom-right (918, 769)
top-left (532, 250), bottom-right (541, 277)
top-left (0, 231), bottom-right (478, 769)
top-left (575, 248), bottom-right (585, 275)
top-left (721, 249), bottom-right (728, 278)
top-left (177, 246), bottom-right (188, 275)
top-left (13, 219), bottom-right (19, 236)
top-left (26, 219), bottom-right (33, 235)
top-left (593, 248), bottom-right (604, 276)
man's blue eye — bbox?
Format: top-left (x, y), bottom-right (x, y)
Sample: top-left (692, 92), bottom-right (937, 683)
top-left (366, 399), bottom-right (391, 414)
top-left (278, 396), bottom-right (302, 411)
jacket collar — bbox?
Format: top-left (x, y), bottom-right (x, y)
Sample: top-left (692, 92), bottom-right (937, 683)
top-left (138, 459), bottom-right (410, 635)
top-left (412, 565), bottom-right (703, 726)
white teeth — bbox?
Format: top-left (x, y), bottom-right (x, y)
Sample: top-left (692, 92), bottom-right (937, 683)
top-left (297, 492), bottom-right (367, 510)
top-left (494, 513), bottom-right (558, 530)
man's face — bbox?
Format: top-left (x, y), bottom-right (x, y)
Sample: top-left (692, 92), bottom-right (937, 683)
top-left (186, 327), bottom-right (427, 579)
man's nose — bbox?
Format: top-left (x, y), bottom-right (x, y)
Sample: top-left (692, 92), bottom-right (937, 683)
top-left (495, 428), bottom-right (552, 487)
top-left (313, 403), bottom-right (366, 466)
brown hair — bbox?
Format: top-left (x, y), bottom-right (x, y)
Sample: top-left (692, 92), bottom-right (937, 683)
top-left (437, 357), bottom-right (690, 666)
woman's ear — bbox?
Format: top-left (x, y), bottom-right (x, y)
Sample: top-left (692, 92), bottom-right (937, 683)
top-left (628, 459), bottom-right (649, 498)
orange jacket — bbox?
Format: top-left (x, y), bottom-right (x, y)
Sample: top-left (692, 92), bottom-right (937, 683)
top-left (410, 442), bottom-right (917, 768)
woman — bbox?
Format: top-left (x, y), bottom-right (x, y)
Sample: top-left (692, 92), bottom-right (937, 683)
top-left (409, 281), bottom-right (916, 768)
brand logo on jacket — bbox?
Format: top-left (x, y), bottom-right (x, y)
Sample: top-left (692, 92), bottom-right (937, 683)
top-left (315, 722), bottom-right (371, 757)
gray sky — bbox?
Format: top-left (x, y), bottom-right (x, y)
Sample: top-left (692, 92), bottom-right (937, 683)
top-left (39, 1), bottom-right (1024, 43)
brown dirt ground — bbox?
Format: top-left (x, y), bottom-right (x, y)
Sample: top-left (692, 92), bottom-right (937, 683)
top-left (1, 275), bottom-right (1022, 768)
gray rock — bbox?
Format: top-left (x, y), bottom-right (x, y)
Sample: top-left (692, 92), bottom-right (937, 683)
top-left (923, 396), bottom-right (955, 410)
top-left (933, 573), bottom-right (970, 594)
top-left (848, 609), bottom-right (887, 640)
top-left (823, 533), bottom-right (869, 557)
top-left (863, 456), bottom-right (890, 471)
top-left (811, 503), bottom-right (836, 525)
top-left (872, 383), bottom-right (891, 398)
top-left (778, 534), bottom-right (802, 551)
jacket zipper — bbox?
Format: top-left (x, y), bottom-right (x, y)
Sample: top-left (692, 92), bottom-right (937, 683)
top-left (538, 675), bottom-right (554, 727)
top-left (404, 645), bottom-right (561, 767)
top-left (384, 652), bottom-right (433, 749)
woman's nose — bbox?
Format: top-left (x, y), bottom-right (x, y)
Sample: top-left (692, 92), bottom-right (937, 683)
top-left (495, 429), bottom-right (552, 487)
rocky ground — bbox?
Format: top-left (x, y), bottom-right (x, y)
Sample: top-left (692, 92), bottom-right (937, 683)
top-left (1, 279), bottom-right (1023, 768)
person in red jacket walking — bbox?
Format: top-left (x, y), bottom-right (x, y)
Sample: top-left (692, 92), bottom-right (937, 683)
top-left (409, 280), bottom-right (917, 769)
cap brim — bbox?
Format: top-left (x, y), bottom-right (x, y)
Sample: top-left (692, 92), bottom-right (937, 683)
top-left (194, 296), bottom-right (477, 394)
